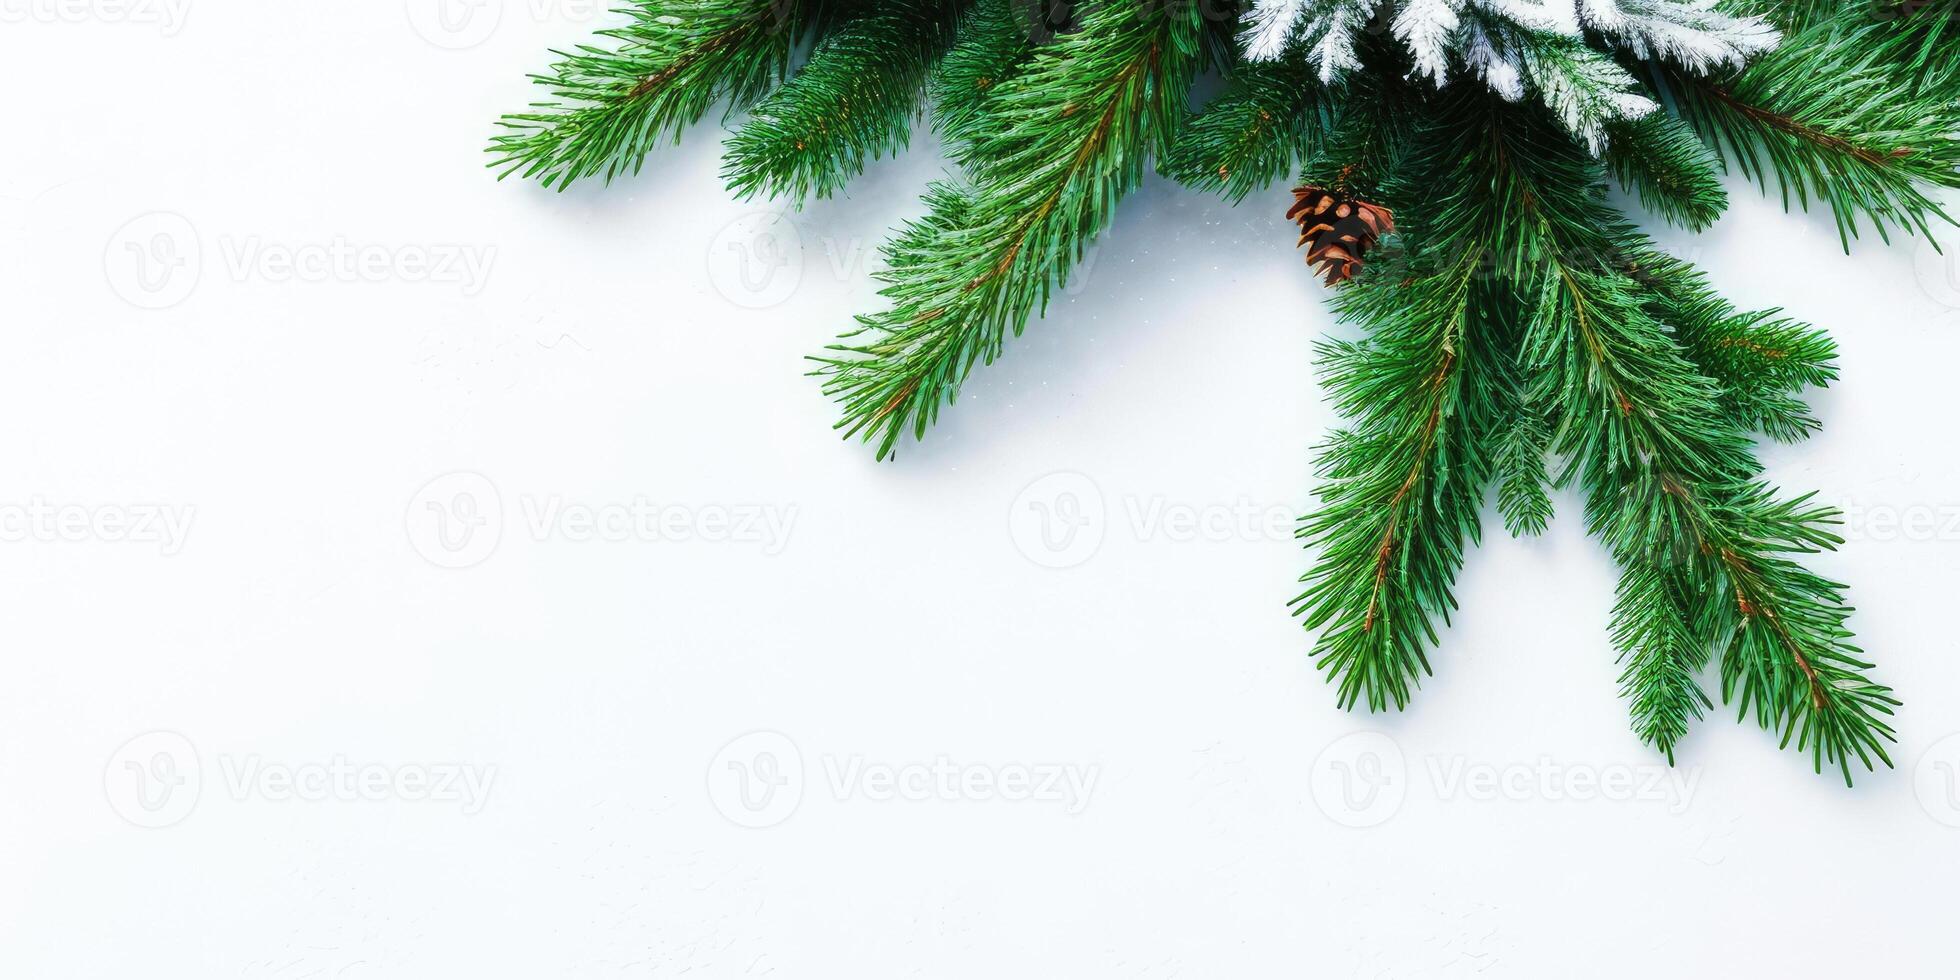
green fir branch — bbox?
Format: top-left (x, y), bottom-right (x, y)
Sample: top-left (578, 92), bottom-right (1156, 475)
top-left (1646, 7), bottom-right (1960, 248)
top-left (1491, 127), bottom-right (1896, 776)
top-left (1636, 252), bottom-right (1839, 443)
top-left (1162, 56), bottom-right (1330, 202)
top-left (723, 1), bottom-right (964, 203)
top-left (1708, 485), bottom-right (1899, 783)
top-left (491, 0), bottom-right (814, 190)
top-left (1294, 261), bottom-right (1504, 711)
top-left (1606, 112), bottom-right (1727, 232)
top-left (929, 0), bottom-right (1036, 156)
top-left (484, 0), bottom-right (1923, 784)
top-left (814, 1), bottom-right (1204, 459)
top-left (1492, 369), bottom-right (1554, 537)
top-left (1530, 257), bottom-right (1895, 777)
top-left (1610, 559), bottom-right (1714, 764)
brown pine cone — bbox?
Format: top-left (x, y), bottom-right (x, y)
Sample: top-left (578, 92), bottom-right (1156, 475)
top-left (1286, 186), bottom-right (1394, 287)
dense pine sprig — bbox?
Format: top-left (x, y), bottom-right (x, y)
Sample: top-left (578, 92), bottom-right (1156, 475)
top-left (491, 0), bottom-right (816, 190)
top-left (723, 2), bottom-right (964, 202)
top-left (1607, 112), bottom-right (1727, 231)
top-left (1293, 256), bottom-right (1505, 709)
top-left (1161, 56), bottom-right (1330, 202)
top-left (814, 0), bottom-right (1205, 459)
top-left (1643, 6), bottom-right (1960, 246)
top-left (929, 0), bottom-right (1036, 156)
top-left (489, 0), bottom-right (1958, 782)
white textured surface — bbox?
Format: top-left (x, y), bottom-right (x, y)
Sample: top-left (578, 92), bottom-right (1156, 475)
top-left (4, 4), bottom-right (1960, 977)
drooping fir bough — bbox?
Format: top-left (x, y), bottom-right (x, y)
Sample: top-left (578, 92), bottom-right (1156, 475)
top-left (492, 0), bottom-right (1960, 782)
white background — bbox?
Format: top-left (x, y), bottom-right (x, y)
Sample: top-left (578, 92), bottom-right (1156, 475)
top-left (5, 2), bottom-right (1960, 977)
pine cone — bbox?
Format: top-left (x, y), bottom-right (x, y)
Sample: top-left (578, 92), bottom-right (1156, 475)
top-left (1287, 187), bottom-right (1394, 287)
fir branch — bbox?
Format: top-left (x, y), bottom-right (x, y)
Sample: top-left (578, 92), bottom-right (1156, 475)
top-left (1448, 102), bottom-right (1899, 778)
top-left (1492, 371), bottom-right (1554, 536)
top-left (723, 2), bottom-right (963, 203)
top-left (1529, 260), bottom-right (1896, 776)
top-left (1636, 252), bottom-right (1839, 442)
top-left (1294, 260), bottom-right (1503, 710)
top-left (929, 0), bottom-right (1036, 156)
top-left (1162, 57), bottom-right (1330, 203)
top-left (1516, 32), bottom-right (1658, 153)
top-left (1579, 0), bottom-right (1779, 70)
top-left (1646, 8), bottom-right (1960, 247)
top-left (1610, 558), bottom-right (1713, 763)
top-left (1678, 308), bottom-right (1834, 442)
top-left (1293, 73), bottom-right (1418, 203)
top-left (1708, 486), bottom-right (1899, 784)
top-left (491, 0), bottom-right (812, 190)
top-left (1606, 112), bottom-right (1727, 232)
top-left (815, 1), bottom-right (1203, 459)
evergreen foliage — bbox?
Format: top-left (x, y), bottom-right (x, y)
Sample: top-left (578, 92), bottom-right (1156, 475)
top-left (930, 0), bottom-right (1036, 154)
top-left (491, 0), bottom-right (817, 190)
top-left (1161, 57), bottom-right (1330, 202)
top-left (815, 1), bottom-right (1205, 459)
top-left (723, 2), bottom-right (964, 203)
top-left (1644, 5), bottom-right (1960, 246)
top-left (1606, 113), bottom-right (1726, 231)
top-left (491, 0), bottom-right (1958, 782)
